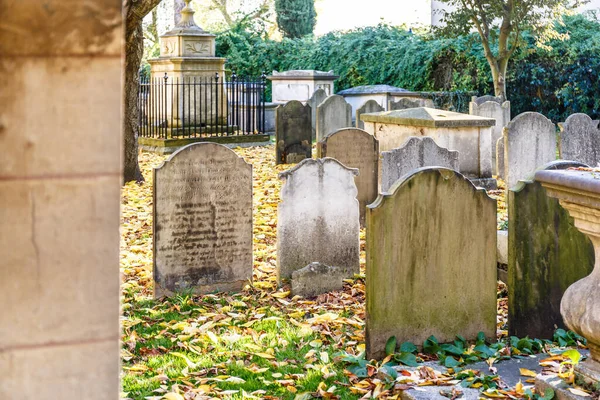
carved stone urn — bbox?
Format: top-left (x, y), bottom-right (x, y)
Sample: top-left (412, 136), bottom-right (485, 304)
top-left (536, 169), bottom-right (600, 383)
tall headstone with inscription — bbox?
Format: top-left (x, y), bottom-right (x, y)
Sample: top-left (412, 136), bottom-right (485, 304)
top-left (560, 113), bottom-right (600, 167)
top-left (366, 168), bottom-right (497, 359)
top-left (277, 158), bottom-right (360, 283)
top-left (316, 95), bottom-right (353, 142)
top-left (504, 112), bottom-right (557, 191)
top-left (153, 143), bottom-right (253, 297)
top-left (356, 100), bottom-right (384, 130)
top-left (276, 101), bottom-right (312, 164)
top-left (308, 89), bottom-right (328, 140)
top-left (380, 137), bottom-right (459, 193)
top-left (508, 160), bottom-right (595, 339)
top-left (317, 128), bottom-right (379, 226)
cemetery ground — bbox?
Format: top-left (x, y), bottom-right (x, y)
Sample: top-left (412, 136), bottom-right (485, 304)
top-left (121, 145), bottom-right (590, 400)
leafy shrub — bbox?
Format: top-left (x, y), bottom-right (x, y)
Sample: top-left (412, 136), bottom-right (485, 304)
top-left (215, 14), bottom-right (600, 122)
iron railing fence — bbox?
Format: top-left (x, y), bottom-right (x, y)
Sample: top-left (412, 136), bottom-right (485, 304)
top-left (138, 72), bottom-right (267, 139)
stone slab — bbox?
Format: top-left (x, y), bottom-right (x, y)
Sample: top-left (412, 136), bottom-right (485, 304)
top-left (291, 262), bottom-right (345, 298)
top-left (153, 143), bottom-right (253, 297)
top-left (276, 100), bottom-right (312, 165)
top-left (317, 128), bottom-right (379, 227)
top-left (277, 158), bottom-right (360, 282)
top-left (360, 107), bottom-right (495, 128)
top-left (380, 136), bottom-right (459, 193)
top-left (508, 160), bottom-right (594, 339)
top-left (496, 137), bottom-right (505, 179)
top-left (366, 168), bottom-right (497, 360)
top-left (560, 113), bottom-right (600, 167)
top-left (497, 230), bottom-right (508, 265)
top-left (316, 95), bottom-right (352, 142)
top-left (504, 112), bottom-right (557, 191)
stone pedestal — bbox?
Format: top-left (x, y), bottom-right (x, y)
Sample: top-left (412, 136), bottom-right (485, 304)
top-left (148, 0), bottom-right (227, 127)
top-left (536, 169), bottom-right (600, 386)
top-left (361, 107), bottom-right (497, 188)
top-left (268, 70), bottom-right (338, 103)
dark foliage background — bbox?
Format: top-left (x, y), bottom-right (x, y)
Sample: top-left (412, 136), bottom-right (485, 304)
top-left (215, 14), bottom-right (600, 121)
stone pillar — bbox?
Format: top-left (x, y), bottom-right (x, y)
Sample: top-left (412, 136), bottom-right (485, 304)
top-left (0, 1), bottom-right (122, 399)
top-left (149, 0), bottom-right (227, 131)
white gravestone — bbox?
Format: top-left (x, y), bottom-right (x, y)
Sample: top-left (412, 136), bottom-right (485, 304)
top-left (504, 112), bottom-right (557, 191)
top-left (277, 158), bottom-right (360, 283)
top-left (316, 95), bottom-right (352, 142)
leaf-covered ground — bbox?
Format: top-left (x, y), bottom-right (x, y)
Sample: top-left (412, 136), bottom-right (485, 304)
top-left (121, 145), bottom-right (590, 400)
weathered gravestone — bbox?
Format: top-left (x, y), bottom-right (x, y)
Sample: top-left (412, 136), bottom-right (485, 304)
top-left (471, 95), bottom-right (503, 106)
top-left (470, 100), bottom-right (510, 175)
top-left (388, 98), bottom-right (429, 110)
top-left (366, 168), bottom-right (497, 360)
top-left (153, 143), bottom-right (253, 297)
top-left (317, 128), bottom-right (379, 226)
top-left (356, 100), bottom-right (384, 130)
top-left (504, 112), bottom-right (557, 191)
top-left (308, 88), bottom-right (328, 141)
top-left (276, 100), bottom-right (312, 164)
top-left (508, 160), bottom-right (595, 339)
top-left (380, 137), bottom-right (459, 193)
top-left (291, 262), bottom-right (346, 298)
top-left (277, 158), bottom-right (360, 283)
top-left (496, 137), bottom-right (505, 179)
top-left (316, 95), bottom-right (352, 142)
top-left (560, 113), bottom-right (600, 167)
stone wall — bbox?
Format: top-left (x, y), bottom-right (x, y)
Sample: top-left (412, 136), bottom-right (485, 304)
top-left (0, 1), bottom-right (123, 398)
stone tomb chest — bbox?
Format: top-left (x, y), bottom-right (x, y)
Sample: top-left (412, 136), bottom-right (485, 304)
top-left (268, 70), bottom-right (338, 103)
top-left (361, 107), bottom-right (496, 188)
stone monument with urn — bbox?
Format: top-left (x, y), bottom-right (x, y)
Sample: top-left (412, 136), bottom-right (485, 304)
top-left (148, 0), bottom-right (227, 130)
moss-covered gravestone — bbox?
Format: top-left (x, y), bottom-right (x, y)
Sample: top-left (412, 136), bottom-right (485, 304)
top-left (508, 160), bottom-right (595, 339)
top-left (366, 168), bottom-right (497, 360)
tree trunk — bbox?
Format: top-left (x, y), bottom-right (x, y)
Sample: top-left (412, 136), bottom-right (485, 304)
top-left (489, 60), bottom-right (508, 102)
top-left (123, 18), bottom-right (145, 183)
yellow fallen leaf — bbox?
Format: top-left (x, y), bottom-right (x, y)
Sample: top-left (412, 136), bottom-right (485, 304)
top-left (272, 291), bottom-right (290, 298)
top-left (163, 393), bottom-right (184, 400)
top-left (568, 388), bottom-right (591, 397)
top-left (519, 368), bottom-right (537, 377)
top-left (254, 352), bottom-right (276, 359)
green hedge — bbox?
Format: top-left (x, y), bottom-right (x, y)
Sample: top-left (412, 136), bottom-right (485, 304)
top-left (215, 14), bottom-right (600, 122)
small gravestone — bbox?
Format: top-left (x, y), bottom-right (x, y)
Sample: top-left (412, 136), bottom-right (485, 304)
top-left (308, 89), bottom-right (328, 141)
top-left (504, 112), bottom-right (557, 191)
top-left (316, 95), bottom-right (352, 142)
top-left (277, 158), bottom-right (360, 283)
top-left (560, 113), bottom-right (600, 167)
top-left (317, 128), bottom-right (379, 226)
top-left (389, 98), bottom-right (424, 110)
top-left (356, 100), bottom-right (384, 130)
top-left (276, 101), bottom-right (312, 165)
top-left (470, 100), bottom-right (510, 175)
top-left (508, 160), bottom-right (595, 339)
top-left (471, 95), bottom-right (503, 106)
top-left (366, 168), bottom-right (497, 360)
top-left (153, 143), bottom-right (253, 297)
top-left (291, 262), bottom-right (345, 298)
top-left (496, 137), bottom-right (505, 179)
top-left (380, 137), bottom-right (459, 193)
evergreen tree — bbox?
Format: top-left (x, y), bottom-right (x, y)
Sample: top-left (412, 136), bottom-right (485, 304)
top-left (275, 0), bottom-right (316, 38)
